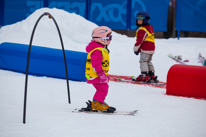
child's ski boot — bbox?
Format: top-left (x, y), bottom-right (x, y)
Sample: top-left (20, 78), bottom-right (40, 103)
top-left (103, 102), bottom-right (116, 112)
top-left (92, 101), bottom-right (116, 113)
top-left (81, 100), bottom-right (116, 113)
top-left (135, 72), bottom-right (149, 82)
top-left (148, 71), bottom-right (159, 83)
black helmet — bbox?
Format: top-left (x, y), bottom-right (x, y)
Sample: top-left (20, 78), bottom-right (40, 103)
top-left (136, 11), bottom-right (150, 27)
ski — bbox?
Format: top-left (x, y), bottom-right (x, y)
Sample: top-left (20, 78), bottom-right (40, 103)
top-left (119, 77), bottom-right (165, 86)
top-left (198, 53), bottom-right (206, 66)
top-left (109, 74), bottom-right (166, 89)
top-left (168, 54), bottom-right (189, 65)
top-left (72, 109), bottom-right (138, 116)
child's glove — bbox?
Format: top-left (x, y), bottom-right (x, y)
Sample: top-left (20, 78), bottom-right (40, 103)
top-left (134, 51), bottom-right (139, 55)
top-left (97, 71), bottom-right (109, 83)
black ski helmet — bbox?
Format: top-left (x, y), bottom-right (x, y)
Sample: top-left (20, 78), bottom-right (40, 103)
top-left (136, 11), bottom-right (150, 26)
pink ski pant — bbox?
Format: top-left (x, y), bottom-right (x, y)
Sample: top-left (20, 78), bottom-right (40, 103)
top-left (92, 83), bottom-right (109, 103)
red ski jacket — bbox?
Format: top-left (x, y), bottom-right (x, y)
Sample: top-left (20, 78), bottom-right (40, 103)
top-left (134, 25), bottom-right (155, 54)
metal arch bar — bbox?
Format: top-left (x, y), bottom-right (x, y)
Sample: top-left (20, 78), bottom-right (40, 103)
top-left (46, 12), bottom-right (71, 105)
top-left (23, 12), bottom-right (71, 124)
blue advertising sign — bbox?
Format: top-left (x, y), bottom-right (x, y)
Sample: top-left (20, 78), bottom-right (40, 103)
top-left (176, 0), bottom-right (206, 32)
top-left (90, 0), bottom-right (127, 30)
top-left (48, 0), bottom-right (86, 17)
top-left (131, 0), bottom-right (170, 31)
top-left (4, 0), bottom-right (44, 25)
top-left (1, 0), bottom-right (170, 31)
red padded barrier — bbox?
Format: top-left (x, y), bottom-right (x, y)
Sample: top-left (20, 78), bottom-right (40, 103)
top-left (166, 64), bottom-right (206, 99)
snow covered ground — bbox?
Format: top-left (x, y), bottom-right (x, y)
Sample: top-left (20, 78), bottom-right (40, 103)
top-left (0, 8), bottom-right (206, 137)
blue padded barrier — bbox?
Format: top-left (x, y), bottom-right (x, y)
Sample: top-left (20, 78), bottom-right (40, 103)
top-left (0, 42), bottom-right (87, 82)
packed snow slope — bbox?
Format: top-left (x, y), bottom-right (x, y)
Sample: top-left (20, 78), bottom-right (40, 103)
top-left (0, 8), bottom-right (206, 137)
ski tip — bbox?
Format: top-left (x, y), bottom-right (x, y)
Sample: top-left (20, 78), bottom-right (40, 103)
top-left (129, 110), bottom-right (138, 116)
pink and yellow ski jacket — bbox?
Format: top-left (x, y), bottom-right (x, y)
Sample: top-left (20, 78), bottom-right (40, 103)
top-left (85, 40), bottom-right (109, 84)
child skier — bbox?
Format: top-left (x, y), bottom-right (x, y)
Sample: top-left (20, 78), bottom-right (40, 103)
top-left (133, 11), bottom-right (157, 82)
top-left (84, 26), bottom-right (115, 113)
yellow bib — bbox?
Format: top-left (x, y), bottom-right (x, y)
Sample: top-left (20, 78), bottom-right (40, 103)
top-left (85, 47), bottom-right (109, 80)
top-left (136, 26), bottom-right (155, 43)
